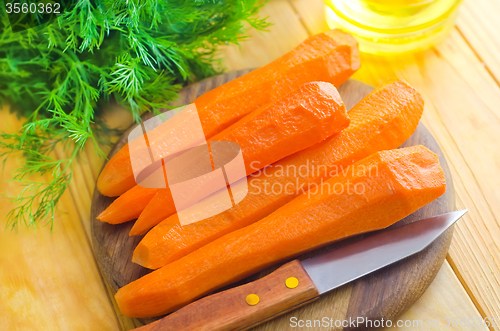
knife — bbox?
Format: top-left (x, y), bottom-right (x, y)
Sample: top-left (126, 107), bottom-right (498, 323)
top-left (134, 210), bottom-right (467, 331)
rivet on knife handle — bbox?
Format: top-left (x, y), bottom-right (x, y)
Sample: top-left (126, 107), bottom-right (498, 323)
top-left (245, 294), bottom-right (260, 306)
top-left (132, 259), bottom-right (319, 331)
top-left (286, 277), bottom-right (299, 289)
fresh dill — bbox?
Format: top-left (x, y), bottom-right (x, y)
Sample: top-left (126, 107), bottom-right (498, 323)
top-left (0, 0), bottom-right (270, 230)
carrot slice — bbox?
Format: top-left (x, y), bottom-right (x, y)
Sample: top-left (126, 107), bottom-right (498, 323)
top-left (116, 145), bottom-right (447, 318)
top-left (132, 79), bottom-right (424, 268)
top-left (96, 29), bottom-right (359, 197)
top-left (127, 81), bottom-right (348, 231)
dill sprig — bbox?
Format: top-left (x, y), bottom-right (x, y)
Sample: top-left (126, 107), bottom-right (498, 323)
top-left (0, 0), bottom-right (270, 230)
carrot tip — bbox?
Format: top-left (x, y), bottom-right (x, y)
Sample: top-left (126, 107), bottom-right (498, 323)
top-left (129, 224), bottom-right (143, 237)
top-left (132, 243), bottom-right (149, 268)
top-left (96, 211), bottom-right (106, 222)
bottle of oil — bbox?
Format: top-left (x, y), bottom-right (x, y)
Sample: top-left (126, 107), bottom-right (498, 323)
top-left (325, 0), bottom-right (463, 53)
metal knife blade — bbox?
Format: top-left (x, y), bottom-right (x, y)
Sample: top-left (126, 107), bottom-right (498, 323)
top-left (302, 209), bottom-right (467, 294)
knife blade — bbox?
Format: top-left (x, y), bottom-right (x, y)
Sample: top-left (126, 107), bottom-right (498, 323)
top-left (302, 209), bottom-right (467, 294)
top-left (134, 210), bottom-right (467, 331)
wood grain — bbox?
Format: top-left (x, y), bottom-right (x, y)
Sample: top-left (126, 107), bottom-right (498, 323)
top-left (91, 74), bottom-right (456, 329)
top-left (0, 107), bottom-right (121, 331)
top-left (456, 0), bottom-right (500, 84)
top-left (0, 0), bottom-right (493, 330)
top-left (393, 262), bottom-right (487, 331)
top-left (289, 0), bottom-right (500, 326)
top-left (134, 260), bottom-right (319, 331)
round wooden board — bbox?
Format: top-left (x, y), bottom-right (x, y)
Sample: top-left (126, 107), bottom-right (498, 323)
top-left (91, 70), bottom-right (455, 330)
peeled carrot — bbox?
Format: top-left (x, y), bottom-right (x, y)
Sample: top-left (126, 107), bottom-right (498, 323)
top-left (195, 29), bottom-right (358, 137)
top-left (127, 81), bottom-right (348, 232)
top-left (99, 81), bottom-right (348, 227)
top-left (116, 145), bottom-right (447, 318)
top-left (97, 29), bottom-right (359, 197)
top-left (96, 186), bottom-right (161, 224)
top-left (212, 81), bottom-right (349, 170)
top-left (132, 79), bottom-right (424, 268)
top-left (129, 189), bottom-right (174, 232)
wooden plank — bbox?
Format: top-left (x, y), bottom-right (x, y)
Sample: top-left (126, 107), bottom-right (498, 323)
top-left (2, 0), bottom-right (494, 330)
top-left (394, 261), bottom-right (488, 331)
top-left (287, 0), bottom-right (330, 35)
top-left (75, 105), bottom-right (139, 330)
top-left (289, 0), bottom-right (500, 326)
top-left (350, 33), bottom-right (500, 324)
top-left (220, 0), bottom-right (309, 71)
top-left (456, 0), bottom-right (500, 84)
top-left (0, 107), bottom-right (120, 331)
top-left (62, 148), bottom-right (95, 239)
top-left (64, 104), bottom-right (135, 241)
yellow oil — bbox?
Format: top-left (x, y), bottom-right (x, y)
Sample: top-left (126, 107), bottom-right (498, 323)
top-left (325, 0), bottom-right (463, 53)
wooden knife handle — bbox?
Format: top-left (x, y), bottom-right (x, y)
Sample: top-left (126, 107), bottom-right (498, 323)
top-left (134, 259), bottom-right (319, 331)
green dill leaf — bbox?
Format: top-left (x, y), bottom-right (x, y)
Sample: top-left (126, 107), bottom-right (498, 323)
top-left (0, 0), bottom-right (271, 231)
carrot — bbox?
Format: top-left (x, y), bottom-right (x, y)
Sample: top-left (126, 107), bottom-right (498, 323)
top-left (99, 81), bottom-right (348, 226)
top-left (195, 29), bottom-right (358, 137)
top-left (212, 81), bottom-right (349, 170)
top-left (96, 186), bottom-right (161, 224)
top-left (127, 81), bottom-right (349, 232)
top-left (116, 145), bottom-right (447, 318)
top-left (132, 79), bottom-right (424, 268)
top-left (96, 29), bottom-right (359, 197)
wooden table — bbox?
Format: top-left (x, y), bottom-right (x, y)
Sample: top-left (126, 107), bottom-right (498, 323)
top-left (1, 0), bottom-right (499, 330)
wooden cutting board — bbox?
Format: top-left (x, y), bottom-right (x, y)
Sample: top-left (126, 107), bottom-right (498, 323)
top-left (90, 70), bottom-right (455, 330)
